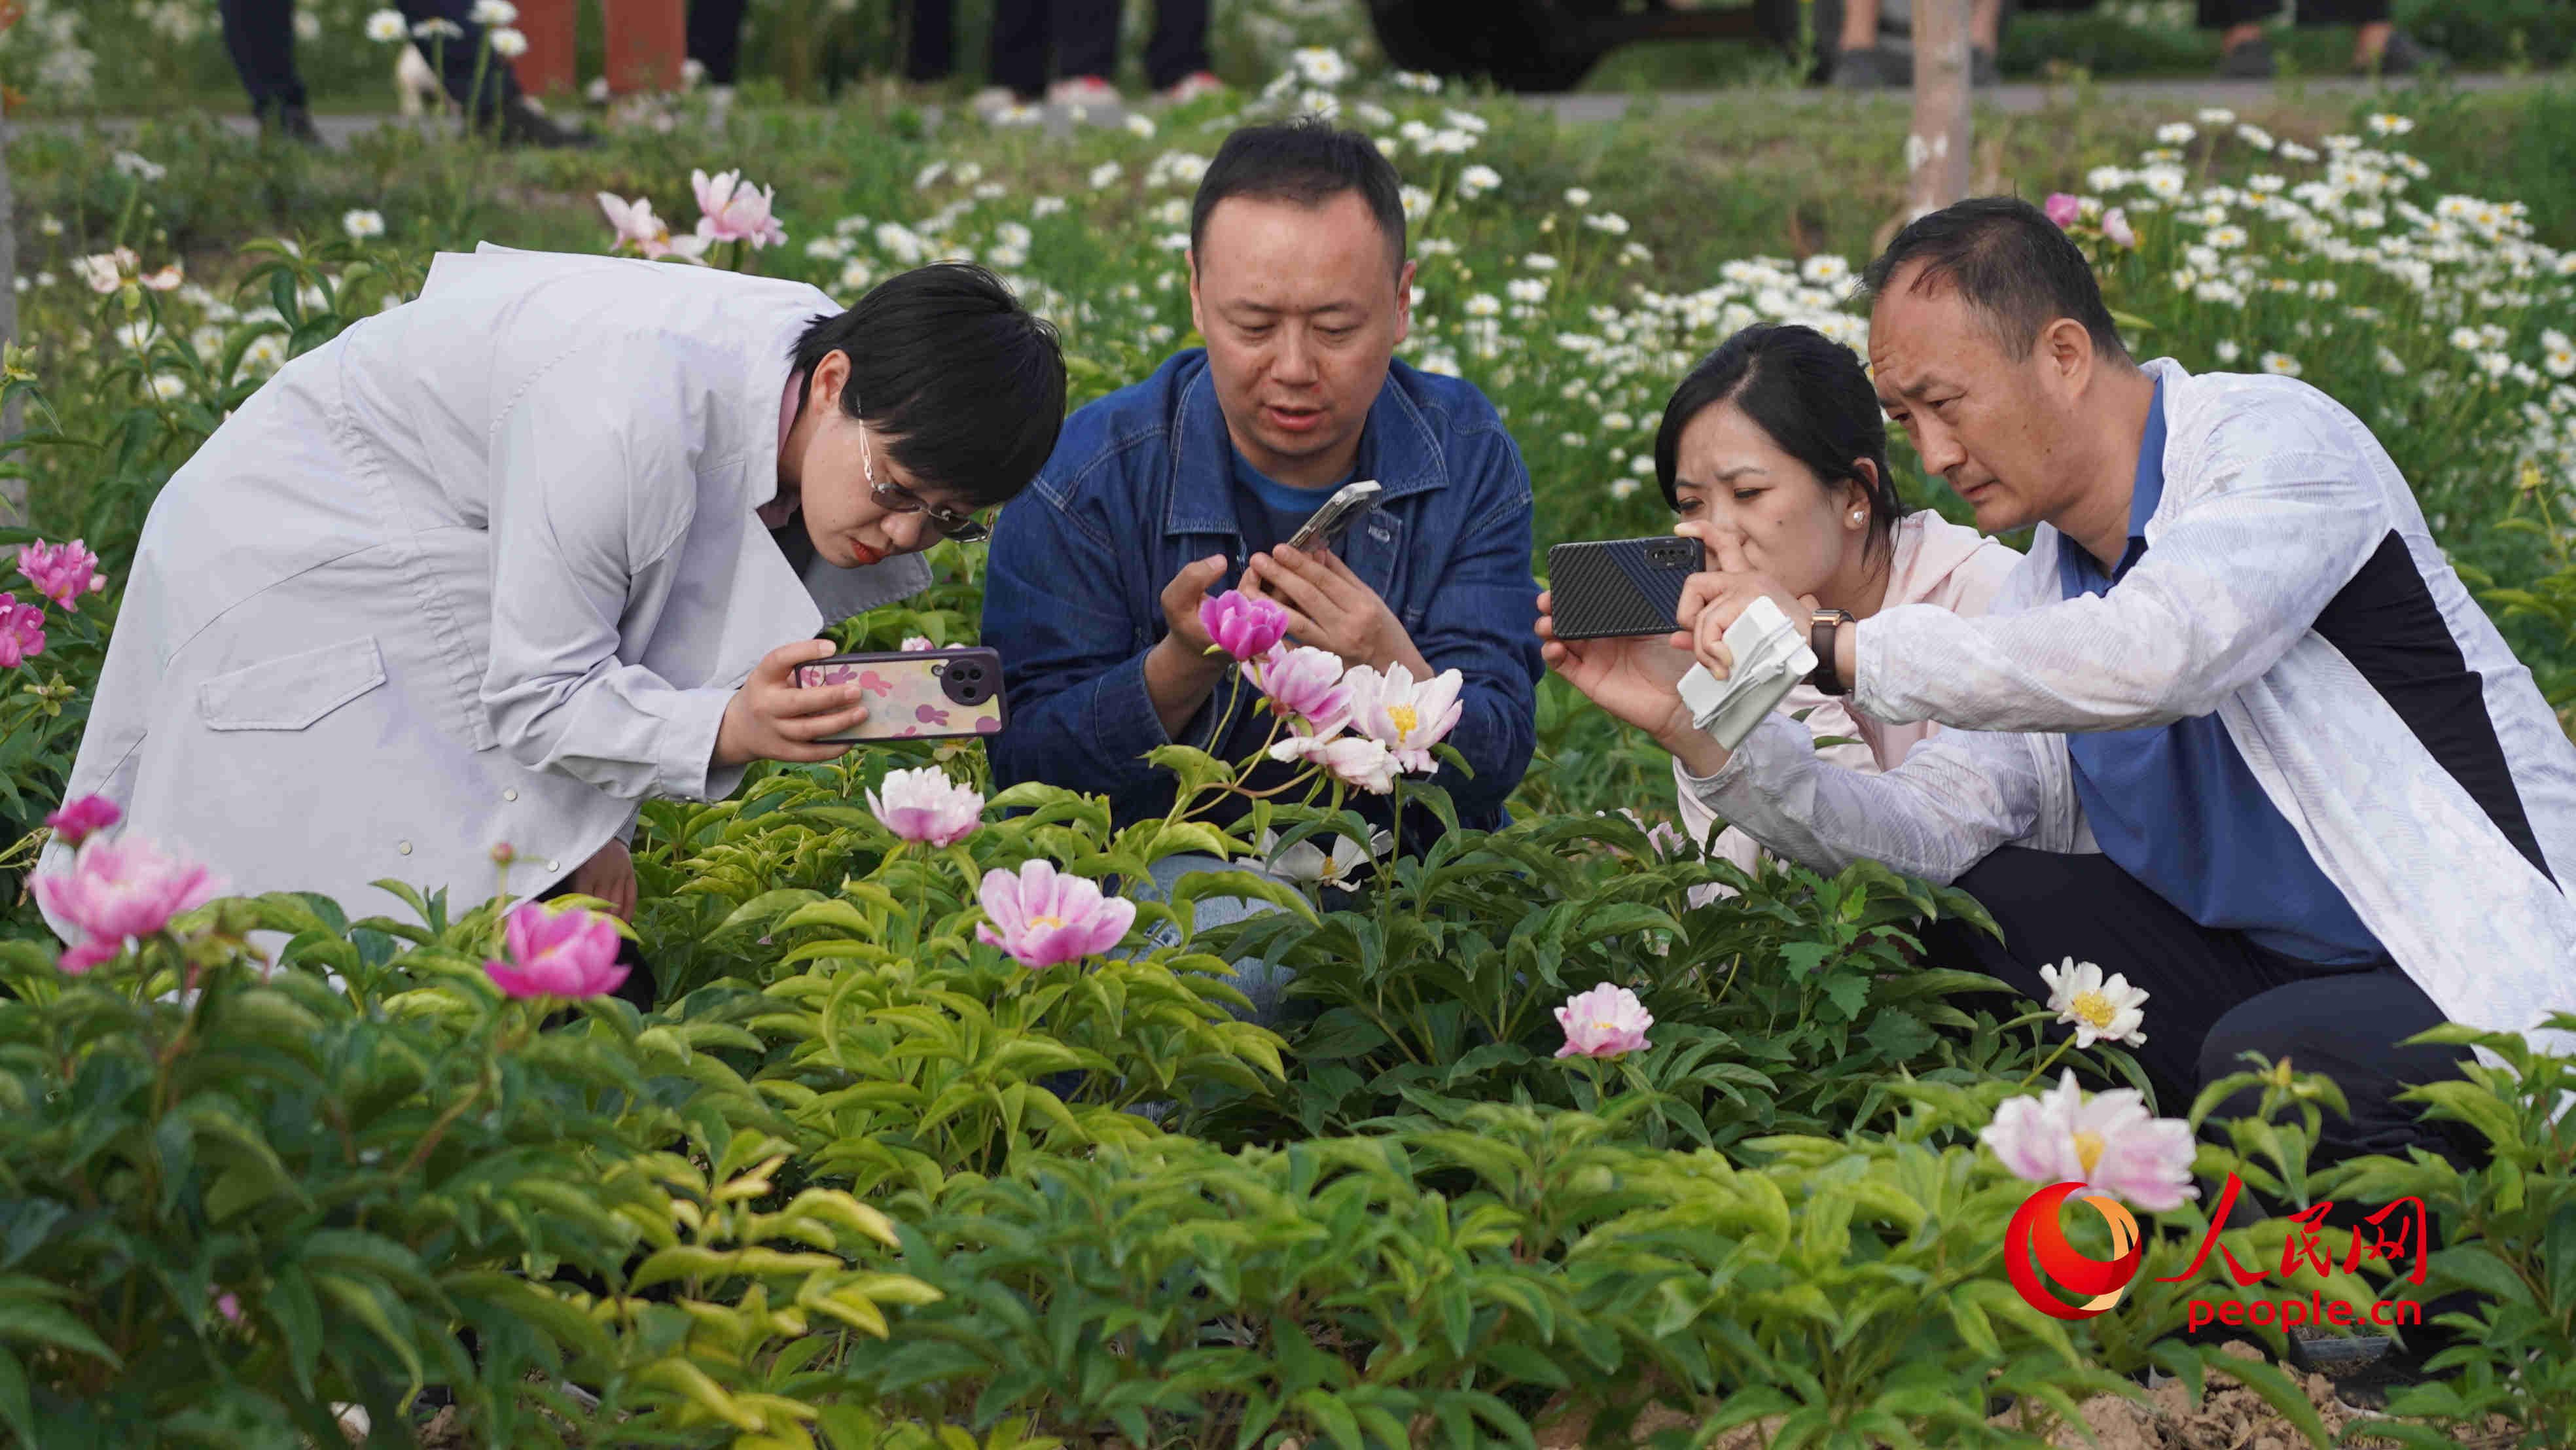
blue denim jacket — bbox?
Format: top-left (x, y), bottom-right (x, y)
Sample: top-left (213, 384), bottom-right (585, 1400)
top-left (982, 349), bottom-right (1543, 833)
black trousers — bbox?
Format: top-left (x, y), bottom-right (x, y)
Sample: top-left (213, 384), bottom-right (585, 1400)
top-left (217, 0), bottom-right (522, 115)
top-left (2198, 0), bottom-right (2389, 27)
top-left (688, 0), bottom-right (751, 85)
top-left (1922, 847), bottom-right (2484, 1175)
top-left (689, 0), bottom-right (954, 85)
top-left (990, 0), bottom-right (1211, 96)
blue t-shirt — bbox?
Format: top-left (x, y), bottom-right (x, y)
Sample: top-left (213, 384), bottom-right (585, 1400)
top-left (2058, 379), bottom-right (2388, 966)
top-left (1228, 445), bottom-right (1338, 558)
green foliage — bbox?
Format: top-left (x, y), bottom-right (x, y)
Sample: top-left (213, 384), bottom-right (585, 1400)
top-left (840, 1103), bottom-right (2149, 1449)
top-left (7, 60), bottom-right (2576, 1450)
top-left (2309, 1015), bottom-right (2576, 1447)
top-left (0, 897), bottom-right (936, 1448)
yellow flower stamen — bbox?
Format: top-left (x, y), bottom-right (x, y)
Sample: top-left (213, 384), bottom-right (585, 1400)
top-left (2073, 1129), bottom-right (2107, 1178)
top-left (1386, 703), bottom-right (1419, 737)
top-left (1029, 914), bottom-right (1064, 931)
top-left (2069, 989), bottom-right (2119, 1030)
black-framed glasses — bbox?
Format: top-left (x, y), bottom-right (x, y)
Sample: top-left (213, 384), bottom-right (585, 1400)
top-left (856, 412), bottom-right (989, 542)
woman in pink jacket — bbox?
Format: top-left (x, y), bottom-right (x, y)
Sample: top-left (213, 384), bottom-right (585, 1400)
top-left (1541, 323), bottom-right (2022, 890)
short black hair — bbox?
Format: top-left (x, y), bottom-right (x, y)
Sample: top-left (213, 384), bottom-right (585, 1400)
top-left (1654, 324), bottom-right (1906, 564)
top-left (1188, 118), bottom-right (1407, 274)
top-left (1858, 196), bottom-right (2131, 364)
top-left (791, 262), bottom-right (1066, 509)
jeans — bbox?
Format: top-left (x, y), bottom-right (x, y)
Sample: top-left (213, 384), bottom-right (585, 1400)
top-left (1126, 851), bottom-right (1297, 1029)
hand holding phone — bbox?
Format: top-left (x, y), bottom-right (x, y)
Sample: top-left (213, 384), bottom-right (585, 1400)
top-left (715, 639), bottom-right (878, 767)
top-left (1285, 479), bottom-right (1382, 554)
top-left (791, 646), bottom-right (1009, 743)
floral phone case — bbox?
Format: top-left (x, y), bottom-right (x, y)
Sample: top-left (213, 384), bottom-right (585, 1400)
top-left (793, 646), bottom-right (1008, 743)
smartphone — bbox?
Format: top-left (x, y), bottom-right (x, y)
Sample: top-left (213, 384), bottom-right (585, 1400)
top-left (1545, 536), bottom-right (1704, 641)
top-left (793, 646), bottom-right (1009, 743)
top-left (1285, 479), bottom-right (1383, 554)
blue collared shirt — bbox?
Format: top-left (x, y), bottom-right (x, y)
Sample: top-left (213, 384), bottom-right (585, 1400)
top-left (981, 349), bottom-right (1543, 834)
top-left (2059, 378), bottom-right (2388, 965)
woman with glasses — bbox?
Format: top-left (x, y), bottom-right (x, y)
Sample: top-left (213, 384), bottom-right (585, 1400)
top-left (41, 251), bottom-right (1065, 1007)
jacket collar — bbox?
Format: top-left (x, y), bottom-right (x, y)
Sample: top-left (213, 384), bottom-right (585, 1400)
top-left (1160, 353), bottom-right (1448, 539)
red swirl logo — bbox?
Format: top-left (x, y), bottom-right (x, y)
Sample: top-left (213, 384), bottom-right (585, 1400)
top-left (2006, 1183), bottom-right (2143, 1319)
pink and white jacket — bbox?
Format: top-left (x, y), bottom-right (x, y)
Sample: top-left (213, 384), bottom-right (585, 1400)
top-left (1674, 510), bottom-right (2023, 889)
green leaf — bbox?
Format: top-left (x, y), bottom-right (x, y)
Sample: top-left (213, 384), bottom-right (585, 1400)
top-left (1861, 1008), bottom-right (1935, 1061)
top-left (0, 1296), bottom-right (120, 1367)
top-left (0, 1347), bottom-right (33, 1447)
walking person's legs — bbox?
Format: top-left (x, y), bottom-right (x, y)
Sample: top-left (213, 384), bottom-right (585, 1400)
top-left (1046, 0), bottom-right (1123, 101)
top-left (1142, 0), bottom-right (1212, 95)
top-left (985, 0), bottom-right (1051, 100)
top-left (394, 0), bottom-right (598, 145)
top-left (687, 0), bottom-right (751, 87)
top-left (907, 0), bottom-right (957, 83)
top-left (215, 0), bottom-right (319, 140)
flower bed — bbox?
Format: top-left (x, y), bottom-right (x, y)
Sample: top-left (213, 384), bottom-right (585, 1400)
top-left (3, 56), bottom-right (2576, 1450)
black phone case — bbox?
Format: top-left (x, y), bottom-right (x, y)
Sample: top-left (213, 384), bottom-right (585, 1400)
top-left (1546, 537), bottom-right (1702, 640)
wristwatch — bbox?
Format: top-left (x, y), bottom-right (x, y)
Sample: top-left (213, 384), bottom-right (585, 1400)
top-left (1808, 609), bottom-right (1853, 696)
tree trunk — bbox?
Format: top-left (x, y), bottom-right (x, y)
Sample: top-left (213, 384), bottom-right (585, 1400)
top-left (1905, 0), bottom-right (1973, 222)
top-left (0, 98), bottom-right (24, 529)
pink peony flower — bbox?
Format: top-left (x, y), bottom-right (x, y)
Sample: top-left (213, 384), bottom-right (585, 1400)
top-left (16, 539), bottom-right (106, 612)
top-left (1198, 589), bottom-right (1289, 662)
top-left (45, 794), bottom-right (122, 849)
top-left (484, 902), bottom-right (628, 1000)
top-left (141, 265), bottom-right (184, 292)
top-left (33, 834), bottom-right (225, 968)
top-left (1980, 1070), bottom-right (2200, 1212)
top-left (691, 168), bottom-right (788, 249)
top-left (975, 858), bottom-right (1136, 968)
top-left (2044, 192), bottom-right (2083, 229)
top-left (1555, 983), bottom-right (1653, 1059)
top-left (867, 765), bottom-right (984, 847)
top-left (0, 595), bottom-right (45, 668)
top-left (900, 636), bottom-right (935, 652)
top-left (1250, 642), bottom-right (1353, 735)
top-left (1346, 662), bottom-right (1464, 773)
top-left (2102, 207), bottom-right (2136, 249)
top-left (58, 938), bottom-right (123, 975)
top-left (1317, 735), bottom-right (1399, 794)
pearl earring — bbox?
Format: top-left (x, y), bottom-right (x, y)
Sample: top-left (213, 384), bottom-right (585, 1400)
top-left (1851, 510), bottom-right (1865, 524)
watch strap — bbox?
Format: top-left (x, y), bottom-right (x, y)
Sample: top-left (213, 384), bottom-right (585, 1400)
top-left (1808, 612), bottom-right (1851, 696)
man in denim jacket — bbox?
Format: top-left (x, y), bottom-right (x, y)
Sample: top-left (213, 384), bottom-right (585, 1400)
top-left (983, 120), bottom-right (1541, 987)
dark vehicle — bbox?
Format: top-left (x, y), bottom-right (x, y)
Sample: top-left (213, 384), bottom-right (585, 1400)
top-left (1365, 0), bottom-right (2071, 91)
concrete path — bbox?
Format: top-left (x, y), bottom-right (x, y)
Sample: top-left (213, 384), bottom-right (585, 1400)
top-left (15, 68), bottom-right (2559, 150)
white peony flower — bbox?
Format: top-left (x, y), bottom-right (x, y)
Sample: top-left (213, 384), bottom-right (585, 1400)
top-left (2038, 957), bottom-right (2149, 1048)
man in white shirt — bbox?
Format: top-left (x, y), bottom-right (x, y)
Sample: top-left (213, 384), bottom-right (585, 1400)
top-left (1670, 197), bottom-right (2576, 1204)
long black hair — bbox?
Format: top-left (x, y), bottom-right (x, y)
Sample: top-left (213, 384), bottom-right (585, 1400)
top-left (1652, 323), bottom-right (1905, 563)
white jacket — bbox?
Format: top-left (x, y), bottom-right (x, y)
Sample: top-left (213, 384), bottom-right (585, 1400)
top-left (1685, 358), bottom-right (2576, 1058)
top-left (38, 247), bottom-right (927, 935)
top-left (1674, 510), bottom-right (2024, 886)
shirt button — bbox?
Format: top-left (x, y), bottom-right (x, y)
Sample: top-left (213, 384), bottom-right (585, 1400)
top-left (545, 860), bottom-right (560, 873)
top-left (503, 788), bottom-right (518, 802)
top-left (397, 841), bottom-right (412, 855)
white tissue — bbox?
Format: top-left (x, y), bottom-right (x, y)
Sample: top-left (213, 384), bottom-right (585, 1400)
top-left (1673, 597), bottom-right (1819, 752)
